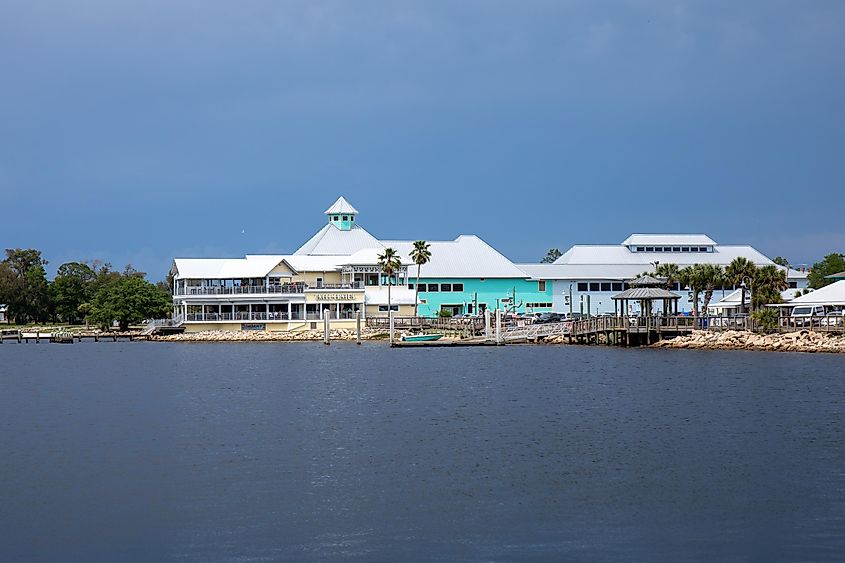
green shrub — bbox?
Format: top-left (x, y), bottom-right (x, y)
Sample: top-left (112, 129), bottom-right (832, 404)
top-left (438, 309), bottom-right (453, 318)
top-left (752, 308), bottom-right (779, 331)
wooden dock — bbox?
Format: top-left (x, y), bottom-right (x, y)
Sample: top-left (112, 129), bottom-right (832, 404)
top-left (0, 330), bottom-right (145, 344)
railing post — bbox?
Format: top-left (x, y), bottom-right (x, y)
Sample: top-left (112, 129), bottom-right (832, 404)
top-left (356, 310), bottom-right (362, 345)
top-left (495, 309), bottom-right (502, 345)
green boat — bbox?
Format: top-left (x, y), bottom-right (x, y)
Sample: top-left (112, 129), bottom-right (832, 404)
top-left (400, 333), bottom-right (444, 342)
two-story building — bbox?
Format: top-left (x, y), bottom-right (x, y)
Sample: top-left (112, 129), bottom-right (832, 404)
top-left (171, 197), bottom-right (552, 331)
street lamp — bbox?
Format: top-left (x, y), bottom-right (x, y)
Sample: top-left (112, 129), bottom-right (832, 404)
top-left (740, 276), bottom-right (753, 315)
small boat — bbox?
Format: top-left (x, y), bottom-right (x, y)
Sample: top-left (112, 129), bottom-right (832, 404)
top-left (400, 333), bottom-right (444, 342)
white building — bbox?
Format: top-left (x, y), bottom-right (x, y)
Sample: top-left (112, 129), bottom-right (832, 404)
top-left (519, 234), bottom-right (808, 315)
top-left (170, 197), bottom-right (543, 331)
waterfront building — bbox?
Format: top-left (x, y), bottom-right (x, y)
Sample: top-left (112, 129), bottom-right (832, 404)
top-left (0, 304), bottom-right (6, 323)
top-left (519, 234), bottom-right (809, 315)
top-left (170, 197), bottom-right (552, 331)
top-left (776, 280), bottom-right (845, 310)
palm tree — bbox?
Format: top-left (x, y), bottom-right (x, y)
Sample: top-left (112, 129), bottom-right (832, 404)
top-left (679, 264), bottom-right (705, 317)
top-left (655, 263), bottom-right (681, 290)
top-left (752, 264), bottom-right (788, 310)
top-left (725, 257), bottom-right (758, 314)
top-left (698, 264), bottom-right (724, 316)
top-left (409, 240), bottom-right (431, 317)
top-left (377, 247), bottom-right (402, 316)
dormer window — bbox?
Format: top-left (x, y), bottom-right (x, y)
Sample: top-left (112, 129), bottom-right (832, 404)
top-left (342, 215), bottom-right (348, 221)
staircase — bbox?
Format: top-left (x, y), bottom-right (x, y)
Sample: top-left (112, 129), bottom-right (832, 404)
top-left (141, 314), bottom-right (184, 336)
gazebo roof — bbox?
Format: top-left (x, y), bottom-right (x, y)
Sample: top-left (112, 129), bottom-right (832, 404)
top-left (612, 287), bottom-right (680, 300)
top-left (629, 274), bottom-right (665, 287)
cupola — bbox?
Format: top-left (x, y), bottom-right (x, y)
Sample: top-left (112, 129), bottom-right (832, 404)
top-left (324, 196), bottom-right (358, 231)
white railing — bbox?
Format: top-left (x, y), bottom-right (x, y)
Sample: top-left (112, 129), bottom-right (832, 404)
top-left (175, 284), bottom-right (306, 296)
top-left (185, 312), bottom-right (297, 322)
top-left (174, 282), bottom-right (364, 296)
top-left (141, 314), bottom-right (184, 335)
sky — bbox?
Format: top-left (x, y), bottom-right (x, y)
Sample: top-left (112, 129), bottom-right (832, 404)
top-left (1, 0), bottom-right (843, 279)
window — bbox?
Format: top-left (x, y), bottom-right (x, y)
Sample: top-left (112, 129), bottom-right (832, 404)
top-left (440, 283), bottom-right (452, 292)
top-left (342, 215), bottom-right (348, 221)
top-left (578, 282), bottom-right (588, 291)
top-left (699, 247), bottom-right (708, 252)
top-left (538, 280), bottom-right (546, 292)
top-left (350, 216), bottom-right (354, 221)
top-left (408, 283), bottom-right (415, 290)
top-left (789, 282), bottom-right (797, 289)
top-left (453, 283), bottom-right (464, 292)
top-left (681, 247), bottom-right (690, 252)
top-left (366, 274), bottom-right (379, 286)
top-left (691, 247), bottom-right (699, 252)
top-left (673, 247), bottom-right (680, 252)
top-left (333, 215), bottom-right (339, 221)
top-left (589, 282), bottom-right (600, 291)
top-left (427, 284), bottom-right (439, 292)
top-left (600, 282), bottom-right (611, 291)
top-left (378, 305), bottom-right (399, 312)
top-left (645, 247), bottom-right (654, 252)
top-left (612, 282), bottom-right (623, 291)
top-left (636, 247), bottom-right (645, 252)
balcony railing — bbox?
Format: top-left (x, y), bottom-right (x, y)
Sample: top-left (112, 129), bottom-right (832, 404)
top-left (175, 281), bottom-right (364, 296)
top-left (176, 284), bottom-right (305, 296)
top-left (184, 311), bottom-right (358, 322)
top-left (185, 312), bottom-right (297, 322)
top-left (311, 282), bottom-right (364, 290)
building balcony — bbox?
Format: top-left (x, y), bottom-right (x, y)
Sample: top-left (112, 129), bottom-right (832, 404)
top-left (186, 312), bottom-right (296, 322)
top-left (175, 282), bottom-right (364, 297)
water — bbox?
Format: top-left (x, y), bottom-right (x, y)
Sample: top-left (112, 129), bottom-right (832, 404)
top-left (1, 342), bottom-right (843, 562)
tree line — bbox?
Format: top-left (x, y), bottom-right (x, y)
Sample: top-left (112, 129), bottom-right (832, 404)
top-left (0, 248), bottom-right (171, 330)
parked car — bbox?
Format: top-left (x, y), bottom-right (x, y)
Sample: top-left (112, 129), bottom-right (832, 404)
top-left (534, 312), bottom-right (563, 324)
top-left (790, 305), bottom-right (826, 327)
top-left (820, 311), bottom-right (844, 328)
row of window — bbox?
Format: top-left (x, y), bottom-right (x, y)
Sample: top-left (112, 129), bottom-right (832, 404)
top-left (331, 215), bottom-right (355, 222)
top-left (634, 246), bottom-right (712, 253)
top-left (576, 281), bottom-right (799, 292)
top-left (378, 305), bottom-right (399, 312)
top-left (526, 302), bottom-right (552, 308)
top-left (578, 282), bottom-right (625, 292)
top-left (409, 283), bottom-right (465, 292)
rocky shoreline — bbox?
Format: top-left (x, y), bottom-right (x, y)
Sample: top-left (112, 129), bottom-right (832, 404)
top-left (650, 330), bottom-right (845, 353)
top-left (152, 329), bottom-right (389, 342)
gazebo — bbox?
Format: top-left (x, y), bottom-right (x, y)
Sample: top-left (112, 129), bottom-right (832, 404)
top-left (612, 275), bottom-right (681, 317)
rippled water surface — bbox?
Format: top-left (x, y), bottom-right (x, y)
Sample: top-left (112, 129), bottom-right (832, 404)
top-left (1, 342), bottom-right (844, 561)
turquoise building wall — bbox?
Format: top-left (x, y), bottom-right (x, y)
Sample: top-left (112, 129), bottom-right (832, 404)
top-left (411, 278), bottom-right (554, 317)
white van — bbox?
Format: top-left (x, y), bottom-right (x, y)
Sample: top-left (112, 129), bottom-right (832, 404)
top-left (790, 305), bottom-right (825, 327)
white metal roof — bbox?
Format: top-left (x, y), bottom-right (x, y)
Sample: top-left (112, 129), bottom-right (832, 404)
top-left (342, 248), bottom-right (411, 266)
top-left (553, 244), bottom-right (775, 266)
top-left (324, 196), bottom-right (358, 215)
top-left (786, 281), bottom-right (845, 306)
top-left (173, 255), bottom-right (289, 279)
top-left (294, 223), bottom-right (382, 256)
top-left (382, 235), bottom-right (529, 279)
top-left (621, 234), bottom-right (717, 247)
